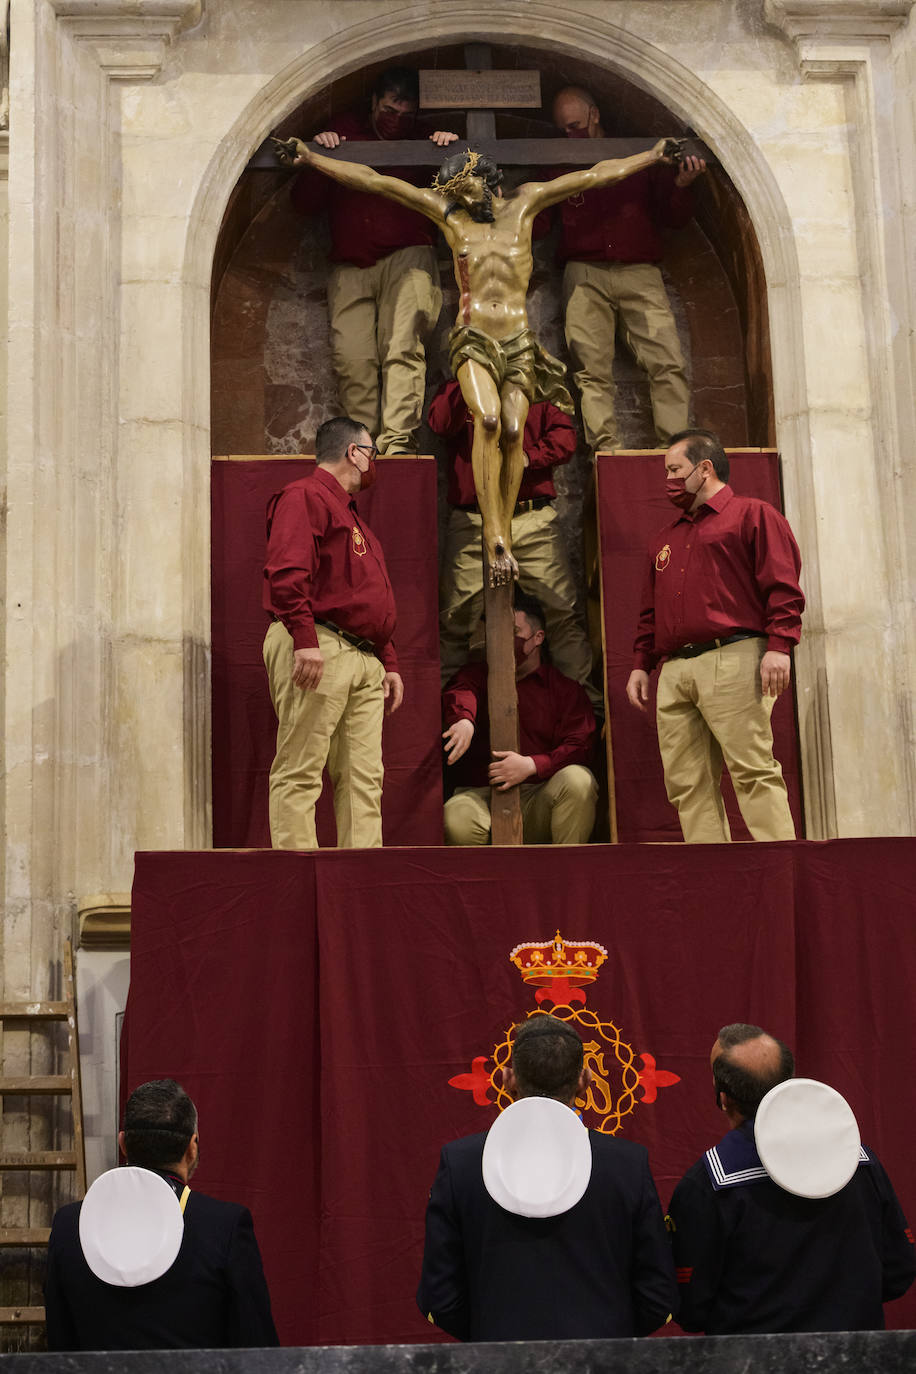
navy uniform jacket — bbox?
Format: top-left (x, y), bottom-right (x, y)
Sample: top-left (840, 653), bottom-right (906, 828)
top-left (668, 1120), bottom-right (916, 1333)
top-left (417, 1128), bottom-right (678, 1341)
top-left (44, 1182), bottom-right (279, 1351)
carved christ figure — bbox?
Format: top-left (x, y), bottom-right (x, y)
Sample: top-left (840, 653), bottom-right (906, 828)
top-left (275, 134), bottom-right (682, 584)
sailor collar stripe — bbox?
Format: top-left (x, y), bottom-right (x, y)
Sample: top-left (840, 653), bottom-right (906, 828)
top-left (705, 1139), bottom-right (871, 1191)
top-left (704, 1144), bottom-right (769, 1191)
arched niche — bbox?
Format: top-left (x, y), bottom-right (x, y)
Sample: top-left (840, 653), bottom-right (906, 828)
top-left (194, 17), bottom-right (832, 840)
top-left (210, 43), bottom-right (774, 463)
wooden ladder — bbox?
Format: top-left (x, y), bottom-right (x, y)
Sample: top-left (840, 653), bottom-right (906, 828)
top-left (0, 940), bottom-right (87, 1327)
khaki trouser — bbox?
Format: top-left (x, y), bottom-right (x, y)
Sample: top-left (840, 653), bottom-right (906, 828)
top-left (326, 244), bottom-right (442, 454)
top-left (656, 636), bottom-right (796, 844)
top-left (444, 765), bottom-right (598, 846)
top-left (439, 504), bottom-right (600, 711)
top-left (563, 260), bottom-right (689, 452)
top-left (263, 621), bottom-right (386, 850)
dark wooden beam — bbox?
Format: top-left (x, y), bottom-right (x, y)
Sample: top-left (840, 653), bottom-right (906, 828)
top-left (247, 135), bottom-right (713, 172)
top-left (464, 42), bottom-right (496, 144)
top-left (484, 575), bottom-right (523, 846)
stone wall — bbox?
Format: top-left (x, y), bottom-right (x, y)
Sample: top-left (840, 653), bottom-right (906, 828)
top-left (1, 0), bottom-right (915, 1276)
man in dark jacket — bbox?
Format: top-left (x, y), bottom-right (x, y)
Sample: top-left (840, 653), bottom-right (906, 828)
top-left (668, 1024), bottom-right (916, 1333)
top-left (45, 1078), bottom-right (278, 1350)
top-left (417, 1015), bottom-right (677, 1341)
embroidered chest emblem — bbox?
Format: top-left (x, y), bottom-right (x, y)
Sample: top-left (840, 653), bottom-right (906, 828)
top-left (655, 543), bottom-right (671, 573)
top-left (352, 526), bottom-right (367, 557)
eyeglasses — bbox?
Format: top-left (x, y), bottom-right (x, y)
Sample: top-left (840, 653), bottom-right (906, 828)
top-left (353, 443), bottom-right (379, 459)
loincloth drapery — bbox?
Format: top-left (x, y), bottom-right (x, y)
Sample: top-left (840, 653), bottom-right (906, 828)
top-left (448, 325), bottom-right (574, 415)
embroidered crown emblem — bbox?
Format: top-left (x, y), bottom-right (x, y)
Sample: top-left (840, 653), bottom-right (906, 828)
top-left (450, 931), bottom-right (680, 1134)
top-left (509, 930), bottom-right (608, 988)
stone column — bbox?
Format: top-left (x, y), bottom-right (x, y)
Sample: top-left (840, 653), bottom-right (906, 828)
top-left (1, 0), bottom-right (203, 1293)
top-left (764, 0), bottom-right (916, 836)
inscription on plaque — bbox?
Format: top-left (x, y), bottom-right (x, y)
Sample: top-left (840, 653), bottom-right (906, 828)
top-left (419, 69), bottom-right (541, 109)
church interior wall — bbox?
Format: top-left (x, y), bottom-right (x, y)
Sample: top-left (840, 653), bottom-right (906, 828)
top-left (1, 0), bottom-right (915, 1297)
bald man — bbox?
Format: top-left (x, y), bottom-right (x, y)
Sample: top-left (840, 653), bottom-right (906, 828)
top-left (667, 1024), bottom-right (915, 1333)
top-left (551, 85), bottom-right (705, 452)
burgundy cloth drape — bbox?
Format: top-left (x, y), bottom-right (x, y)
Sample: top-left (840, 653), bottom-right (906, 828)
top-left (124, 838), bottom-right (916, 1345)
top-left (598, 451), bottom-right (803, 843)
top-left (211, 458), bottom-right (443, 847)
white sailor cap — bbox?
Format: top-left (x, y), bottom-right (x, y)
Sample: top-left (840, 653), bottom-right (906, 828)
top-left (482, 1097), bottom-right (592, 1218)
top-left (78, 1166), bottom-right (186, 1287)
top-left (754, 1077), bottom-right (861, 1199)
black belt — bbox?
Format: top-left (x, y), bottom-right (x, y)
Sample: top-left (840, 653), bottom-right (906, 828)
top-left (668, 631), bottom-right (765, 661)
top-left (456, 497), bottom-right (553, 514)
top-left (315, 619), bottom-right (376, 654)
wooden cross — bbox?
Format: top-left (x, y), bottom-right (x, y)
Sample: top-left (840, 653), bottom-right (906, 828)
top-left (251, 47), bottom-right (710, 844)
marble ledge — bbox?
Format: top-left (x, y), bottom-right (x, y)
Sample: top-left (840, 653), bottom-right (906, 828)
top-left (78, 892), bottom-right (131, 950)
top-left (2, 1332), bottom-right (916, 1373)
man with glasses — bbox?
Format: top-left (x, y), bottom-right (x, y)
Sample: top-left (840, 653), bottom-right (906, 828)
top-left (263, 416), bottom-right (403, 848)
top-left (441, 593), bottom-right (597, 845)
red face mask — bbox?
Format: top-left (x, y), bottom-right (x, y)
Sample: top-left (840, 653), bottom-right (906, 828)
top-left (359, 458), bottom-right (377, 491)
top-left (666, 468), bottom-right (706, 510)
top-left (374, 109), bottom-right (414, 140)
top-left (514, 632), bottom-right (539, 667)
top-left (565, 126), bottom-right (591, 139)
top-left (666, 477), bottom-right (694, 510)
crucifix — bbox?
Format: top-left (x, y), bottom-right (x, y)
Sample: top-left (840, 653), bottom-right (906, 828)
top-left (267, 47), bottom-right (702, 845)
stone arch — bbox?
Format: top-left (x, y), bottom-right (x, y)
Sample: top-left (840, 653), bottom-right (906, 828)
top-left (186, 5), bottom-right (830, 836)
top-left (189, 6), bottom-right (810, 453)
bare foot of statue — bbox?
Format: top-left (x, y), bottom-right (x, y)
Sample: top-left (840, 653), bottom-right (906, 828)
top-left (488, 538), bottom-right (519, 588)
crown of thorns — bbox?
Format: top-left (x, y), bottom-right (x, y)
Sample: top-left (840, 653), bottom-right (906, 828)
top-left (433, 148), bottom-right (486, 197)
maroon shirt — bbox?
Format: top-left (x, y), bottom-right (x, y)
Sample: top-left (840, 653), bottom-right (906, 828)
top-left (263, 466), bottom-right (398, 671)
top-left (632, 486), bottom-right (804, 672)
top-left (427, 380), bottom-right (577, 506)
top-left (290, 110), bottom-right (436, 268)
top-left (443, 660), bottom-right (596, 788)
top-left (554, 165), bottom-right (693, 266)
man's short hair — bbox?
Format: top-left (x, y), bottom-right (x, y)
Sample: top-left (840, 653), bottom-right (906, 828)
top-left (514, 590), bottom-right (546, 638)
top-left (713, 1024), bottom-right (795, 1119)
top-left (668, 427), bottom-right (730, 483)
top-left (372, 66), bottom-right (419, 105)
top-left (511, 1015), bottom-right (584, 1102)
top-left (315, 416), bottom-right (366, 464)
top-left (553, 84), bottom-right (599, 113)
top-left (122, 1079), bottom-right (198, 1169)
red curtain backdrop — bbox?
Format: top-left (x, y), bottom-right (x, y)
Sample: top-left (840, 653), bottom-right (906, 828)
top-left (598, 451), bottom-right (803, 843)
top-left (211, 458), bottom-right (443, 847)
top-left (124, 838), bottom-right (916, 1345)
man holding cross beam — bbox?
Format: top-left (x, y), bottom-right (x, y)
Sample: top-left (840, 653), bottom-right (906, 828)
top-left (276, 132), bottom-right (685, 586)
top-left (289, 67), bottom-right (458, 456)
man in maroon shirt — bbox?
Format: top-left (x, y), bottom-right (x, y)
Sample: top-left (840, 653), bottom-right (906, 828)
top-left (625, 429), bottom-right (804, 843)
top-left (290, 68), bottom-right (456, 454)
top-left (428, 378), bottom-right (598, 707)
top-left (442, 594), bottom-right (597, 845)
top-left (552, 86), bottom-right (706, 453)
top-left (263, 416), bottom-right (404, 849)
